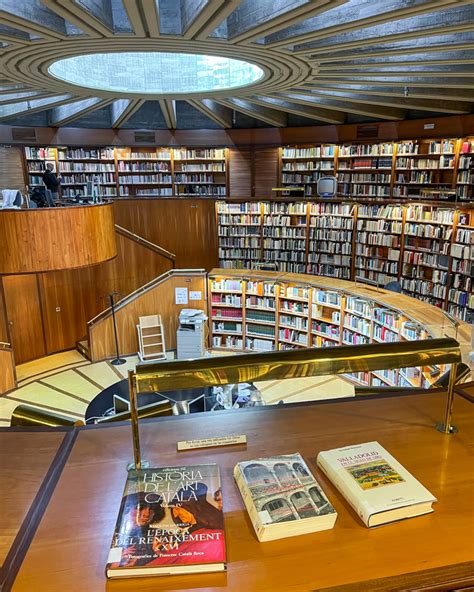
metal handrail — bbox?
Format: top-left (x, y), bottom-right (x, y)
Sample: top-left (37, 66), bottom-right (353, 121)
top-left (127, 337), bottom-right (462, 469)
top-left (115, 225), bottom-right (176, 262)
top-left (87, 268), bottom-right (206, 328)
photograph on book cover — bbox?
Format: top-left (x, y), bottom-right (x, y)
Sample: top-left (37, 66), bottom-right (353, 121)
top-left (109, 465), bottom-right (225, 571)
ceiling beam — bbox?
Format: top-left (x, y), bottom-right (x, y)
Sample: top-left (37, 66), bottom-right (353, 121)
top-left (121, 0), bottom-right (160, 37)
top-left (184, 0), bottom-right (240, 40)
top-left (275, 91), bottom-right (406, 120)
top-left (303, 82), bottom-right (474, 103)
top-left (247, 96), bottom-right (345, 124)
top-left (293, 8), bottom-right (474, 55)
top-left (214, 98), bottom-right (287, 127)
top-left (297, 88), bottom-right (472, 115)
top-left (192, 0), bottom-right (242, 41)
top-left (265, 0), bottom-right (470, 48)
top-left (0, 90), bottom-right (54, 105)
top-left (49, 98), bottom-right (113, 126)
top-left (111, 99), bottom-right (145, 128)
top-left (159, 100), bottom-right (177, 129)
top-left (0, 6), bottom-right (68, 40)
top-left (308, 76), bottom-right (474, 88)
top-left (313, 40), bottom-right (474, 63)
top-left (318, 55), bottom-right (474, 70)
top-left (41, 0), bottom-right (114, 37)
top-left (0, 94), bottom-right (75, 122)
top-left (228, 0), bottom-right (346, 45)
top-left (186, 99), bottom-right (233, 128)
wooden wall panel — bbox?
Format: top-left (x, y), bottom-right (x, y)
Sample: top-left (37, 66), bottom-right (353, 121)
top-left (88, 272), bottom-right (207, 361)
top-left (1, 114), bottom-right (473, 147)
top-left (38, 232), bottom-right (174, 354)
top-left (0, 347), bottom-right (16, 394)
top-left (0, 146), bottom-right (26, 191)
top-left (1, 231), bottom-right (173, 361)
top-left (2, 275), bottom-right (46, 364)
top-left (113, 199), bottom-right (218, 270)
top-left (0, 203), bottom-right (117, 274)
top-left (228, 147), bottom-right (253, 197)
top-left (0, 281), bottom-right (9, 343)
top-left (254, 147), bottom-right (279, 197)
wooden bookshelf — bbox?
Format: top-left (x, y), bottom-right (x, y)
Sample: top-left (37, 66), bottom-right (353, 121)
top-left (215, 201), bottom-right (473, 322)
top-left (23, 146), bottom-right (227, 199)
top-left (57, 146), bottom-right (117, 198)
top-left (24, 146), bottom-right (58, 189)
top-left (173, 148), bottom-right (227, 198)
top-left (116, 147), bottom-right (172, 198)
top-left (207, 268), bottom-right (466, 389)
top-left (280, 145), bottom-right (337, 197)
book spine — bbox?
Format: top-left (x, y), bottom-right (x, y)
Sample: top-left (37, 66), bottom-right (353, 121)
top-left (233, 466), bottom-right (266, 541)
top-left (316, 453), bottom-right (370, 526)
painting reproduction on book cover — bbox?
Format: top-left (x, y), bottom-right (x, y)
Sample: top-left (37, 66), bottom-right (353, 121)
top-left (106, 464), bottom-right (226, 578)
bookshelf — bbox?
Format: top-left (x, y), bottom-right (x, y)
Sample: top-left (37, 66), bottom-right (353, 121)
top-left (116, 147), bottom-right (172, 198)
top-left (393, 138), bottom-right (457, 201)
top-left (279, 137), bottom-right (473, 202)
top-left (210, 277), bottom-right (244, 350)
top-left (337, 142), bottom-right (393, 199)
top-left (24, 146), bottom-right (57, 188)
top-left (57, 146), bottom-right (117, 198)
top-left (400, 204), bottom-right (454, 308)
top-left (208, 269), bottom-right (451, 389)
top-left (448, 210), bottom-right (473, 322)
top-left (456, 137), bottom-right (473, 201)
top-left (308, 202), bottom-right (354, 280)
top-left (217, 202), bottom-right (262, 269)
top-left (23, 146), bottom-right (227, 198)
top-left (280, 145), bottom-right (337, 197)
top-left (355, 204), bottom-right (403, 285)
top-left (173, 148), bottom-right (226, 197)
top-left (262, 202), bottom-right (307, 273)
top-left (215, 200), bottom-right (473, 321)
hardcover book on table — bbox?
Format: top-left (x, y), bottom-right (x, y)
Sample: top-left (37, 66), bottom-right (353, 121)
top-left (317, 441), bottom-right (437, 527)
top-left (106, 464), bottom-right (226, 578)
top-left (234, 453), bottom-right (337, 541)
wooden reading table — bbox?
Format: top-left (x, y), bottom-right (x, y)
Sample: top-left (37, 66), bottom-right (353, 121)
top-left (1, 390), bottom-right (473, 591)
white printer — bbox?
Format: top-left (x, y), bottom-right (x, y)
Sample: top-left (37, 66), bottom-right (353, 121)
top-left (177, 309), bottom-right (208, 359)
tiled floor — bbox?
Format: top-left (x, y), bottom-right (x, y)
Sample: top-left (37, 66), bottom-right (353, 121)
top-left (0, 350), bottom-right (354, 427)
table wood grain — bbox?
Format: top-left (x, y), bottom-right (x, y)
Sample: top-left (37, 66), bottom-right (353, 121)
top-left (6, 393), bottom-right (474, 591)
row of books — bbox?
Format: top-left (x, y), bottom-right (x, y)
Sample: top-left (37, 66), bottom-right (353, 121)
top-left (107, 442), bottom-right (437, 578)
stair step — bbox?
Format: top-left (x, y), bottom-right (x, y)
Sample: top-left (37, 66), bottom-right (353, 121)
top-left (76, 339), bottom-right (90, 361)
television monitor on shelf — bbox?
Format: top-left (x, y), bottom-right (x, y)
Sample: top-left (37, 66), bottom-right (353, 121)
top-left (317, 176), bottom-right (337, 198)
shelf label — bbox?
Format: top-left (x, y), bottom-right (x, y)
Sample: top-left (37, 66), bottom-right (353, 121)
top-left (175, 287), bottom-right (188, 305)
top-left (177, 434), bottom-right (247, 451)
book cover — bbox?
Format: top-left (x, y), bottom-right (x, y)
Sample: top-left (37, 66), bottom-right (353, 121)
top-left (317, 441), bottom-right (437, 527)
top-left (106, 464), bottom-right (226, 578)
top-left (234, 453), bottom-right (337, 541)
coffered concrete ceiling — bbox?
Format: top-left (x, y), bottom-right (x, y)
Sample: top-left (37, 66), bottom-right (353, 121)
top-left (0, 0), bottom-right (472, 130)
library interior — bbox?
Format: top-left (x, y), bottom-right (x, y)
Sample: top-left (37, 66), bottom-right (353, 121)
top-left (0, 1), bottom-right (473, 590)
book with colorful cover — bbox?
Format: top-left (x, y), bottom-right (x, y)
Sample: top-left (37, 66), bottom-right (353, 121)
top-left (106, 464), bottom-right (226, 578)
top-left (234, 453), bottom-right (337, 541)
top-left (317, 441), bottom-right (437, 527)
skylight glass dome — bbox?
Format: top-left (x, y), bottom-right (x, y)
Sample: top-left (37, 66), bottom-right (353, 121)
top-left (48, 52), bottom-right (265, 94)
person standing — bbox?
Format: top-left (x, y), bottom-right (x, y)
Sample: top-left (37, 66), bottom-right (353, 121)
top-left (42, 163), bottom-right (61, 202)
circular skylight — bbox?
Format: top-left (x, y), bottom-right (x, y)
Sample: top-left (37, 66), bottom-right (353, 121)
top-left (48, 52), bottom-right (265, 94)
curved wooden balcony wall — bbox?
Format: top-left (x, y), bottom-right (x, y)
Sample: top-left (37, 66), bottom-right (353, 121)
top-left (0, 342), bottom-right (16, 395)
top-left (0, 203), bottom-right (117, 274)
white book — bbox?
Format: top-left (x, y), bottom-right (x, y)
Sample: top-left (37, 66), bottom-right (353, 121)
top-left (317, 441), bottom-right (437, 527)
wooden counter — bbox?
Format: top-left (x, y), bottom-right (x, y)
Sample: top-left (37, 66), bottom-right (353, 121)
top-left (0, 203), bottom-right (117, 273)
top-left (1, 392), bottom-right (473, 591)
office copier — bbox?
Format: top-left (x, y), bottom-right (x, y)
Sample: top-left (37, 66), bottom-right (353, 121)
top-left (176, 309), bottom-right (208, 359)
